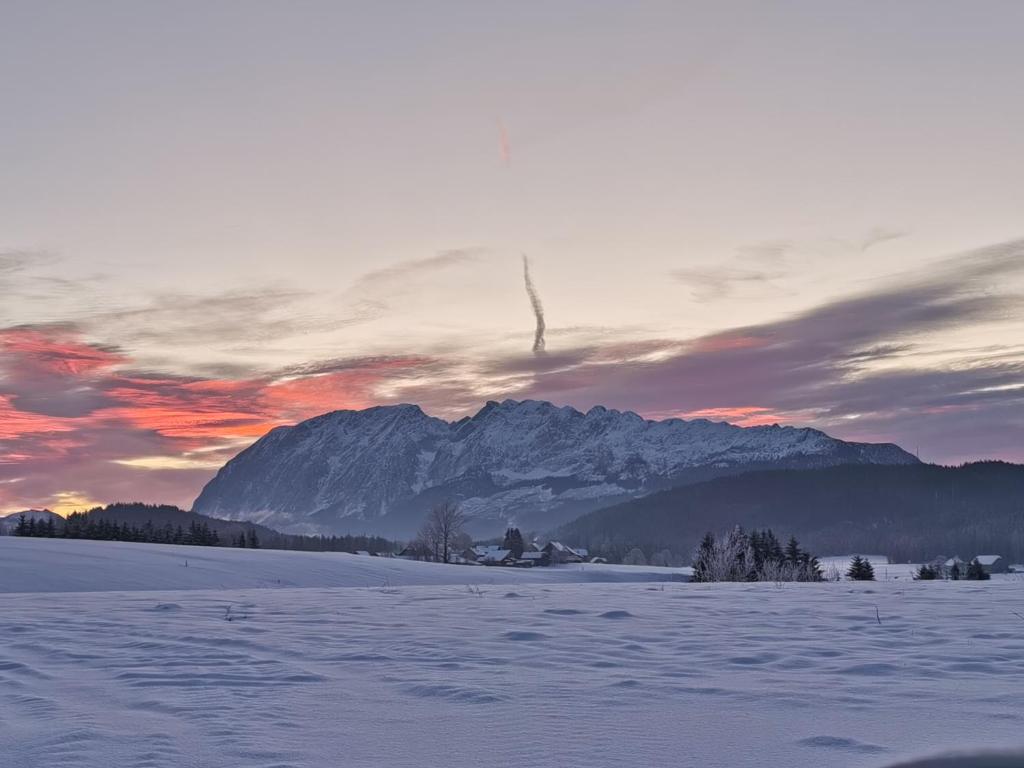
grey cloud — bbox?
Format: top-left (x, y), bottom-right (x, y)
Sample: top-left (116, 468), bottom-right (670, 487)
top-left (672, 266), bottom-right (786, 302)
top-left (350, 249), bottom-right (483, 292)
top-left (858, 228), bottom-right (908, 252)
top-left (479, 238), bottom-right (1024, 462)
top-left (736, 240), bottom-right (793, 264)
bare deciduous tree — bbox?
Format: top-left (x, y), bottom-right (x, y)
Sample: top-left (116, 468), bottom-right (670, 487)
top-left (418, 501), bottom-right (465, 563)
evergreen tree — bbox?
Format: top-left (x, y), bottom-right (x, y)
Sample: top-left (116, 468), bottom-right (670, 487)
top-left (861, 557), bottom-right (876, 581)
top-left (785, 535), bottom-right (802, 564)
top-left (13, 514), bottom-right (27, 536)
top-left (950, 561), bottom-right (961, 580)
top-left (501, 527), bottom-right (524, 558)
top-left (965, 558), bottom-right (990, 581)
top-left (764, 530), bottom-right (784, 563)
top-left (247, 529), bottom-right (260, 549)
top-left (692, 532), bottom-right (716, 583)
top-left (847, 555), bottom-right (876, 581)
top-left (915, 564), bottom-right (937, 580)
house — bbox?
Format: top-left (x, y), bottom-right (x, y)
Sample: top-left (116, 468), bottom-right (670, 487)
top-left (480, 549), bottom-right (515, 566)
top-left (542, 541), bottom-right (585, 564)
top-left (973, 555), bottom-right (1008, 574)
top-left (396, 545), bottom-right (420, 560)
top-left (473, 544), bottom-right (504, 559)
top-left (518, 551), bottom-right (550, 567)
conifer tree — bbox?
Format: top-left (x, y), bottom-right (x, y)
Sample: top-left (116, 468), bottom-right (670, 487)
top-left (965, 558), bottom-right (990, 581)
top-left (915, 564), bottom-right (937, 580)
top-left (691, 532), bottom-right (714, 582)
top-left (847, 555), bottom-right (875, 581)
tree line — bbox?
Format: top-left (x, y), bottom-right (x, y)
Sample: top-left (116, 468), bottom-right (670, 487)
top-left (691, 527), bottom-right (822, 583)
top-left (9, 503), bottom-right (399, 554)
top-left (557, 461), bottom-right (1024, 563)
top-left (13, 513), bottom-right (250, 547)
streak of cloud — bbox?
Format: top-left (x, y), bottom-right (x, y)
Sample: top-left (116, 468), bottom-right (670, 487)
top-left (672, 267), bottom-right (786, 302)
top-left (858, 227), bottom-right (908, 252)
top-left (522, 255), bottom-right (546, 354)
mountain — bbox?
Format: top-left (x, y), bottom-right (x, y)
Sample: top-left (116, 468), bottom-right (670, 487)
top-left (0, 509), bottom-right (62, 534)
top-left (192, 399), bottom-right (918, 537)
top-left (556, 461), bottom-right (1024, 564)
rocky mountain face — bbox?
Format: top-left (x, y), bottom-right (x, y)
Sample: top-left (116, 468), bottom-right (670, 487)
top-left (192, 400), bottom-right (919, 537)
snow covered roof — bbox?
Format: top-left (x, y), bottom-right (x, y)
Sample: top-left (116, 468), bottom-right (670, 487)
top-left (547, 541), bottom-right (579, 553)
top-left (519, 551), bottom-right (545, 560)
top-left (973, 555), bottom-right (1003, 565)
top-left (481, 549), bottom-right (512, 562)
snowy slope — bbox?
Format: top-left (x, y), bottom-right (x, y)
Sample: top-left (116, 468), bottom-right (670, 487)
top-left (193, 399), bottom-right (917, 535)
top-left (0, 541), bottom-right (1021, 768)
top-left (0, 537), bottom-right (690, 593)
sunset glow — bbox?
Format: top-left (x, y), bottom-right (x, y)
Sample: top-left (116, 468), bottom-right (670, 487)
top-left (2, 3), bottom-right (1022, 512)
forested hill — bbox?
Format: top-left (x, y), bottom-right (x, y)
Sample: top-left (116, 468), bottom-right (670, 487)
top-left (14, 503), bottom-right (397, 553)
top-left (557, 461), bottom-right (1024, 564)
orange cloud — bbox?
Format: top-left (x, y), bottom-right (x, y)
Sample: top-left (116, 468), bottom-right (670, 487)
top-left (673, 406), bottom-right (783, 427)
top-left (0, 328), bottom-right (124, 375)
top-left (0, 395), bottom-right (77, 439)
top-left (0, 327), bottom-right (439, 511)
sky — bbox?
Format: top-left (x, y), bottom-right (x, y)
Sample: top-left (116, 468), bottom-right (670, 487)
top-left (2, 1), bottom-right (1023, 514)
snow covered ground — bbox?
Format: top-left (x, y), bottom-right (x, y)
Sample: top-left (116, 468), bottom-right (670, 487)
top-left (1, 538), bottom-right (1023, 768)
top-left (0, 537), bottom-right (691, 592)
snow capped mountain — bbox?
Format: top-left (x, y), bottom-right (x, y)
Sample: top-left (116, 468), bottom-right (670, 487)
top-left (192, 399), bottom-right (918, 536)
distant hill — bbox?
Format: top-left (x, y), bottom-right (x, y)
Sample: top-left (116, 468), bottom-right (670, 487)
top-left (556, 461), bottom-right (1024, 564)
top-left (85, 503), bottom-right (280, 542)
top-left (16, 503), bottom-right (398, 553)
top-left (193, 399), bottom-right (917, 537)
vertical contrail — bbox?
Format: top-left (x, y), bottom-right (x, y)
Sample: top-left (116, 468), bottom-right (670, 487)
top-left (522, 254), bottom-right (545, 353)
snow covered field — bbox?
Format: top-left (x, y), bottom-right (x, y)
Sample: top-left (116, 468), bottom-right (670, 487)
top-left (2, 538), bottom-right (1023, 768)
top-left (0, 537), bottom-right (691, 592)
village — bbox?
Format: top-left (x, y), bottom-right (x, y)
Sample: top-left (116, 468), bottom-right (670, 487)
top-left (397, 537), bottom-right (602, 568)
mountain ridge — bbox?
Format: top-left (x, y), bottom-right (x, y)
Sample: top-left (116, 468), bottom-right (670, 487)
top-left (192, 399), bottom-right (918, 536)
